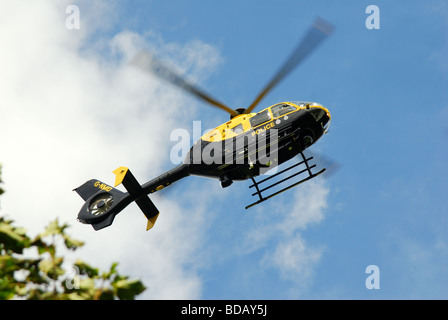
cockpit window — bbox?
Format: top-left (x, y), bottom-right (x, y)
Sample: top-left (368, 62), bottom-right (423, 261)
top-left (271, 103), bottom-right (296, 118)
top-left (309, 108), bottom-right (330, 130)
top-left (249, 109), bottom-right (272, 127)
top-left (230, 123), bottom-right (244, 134)
top-left (309, 108), bottom-right (326, 121)
top-left (291, 101), bottom-right (320, 108)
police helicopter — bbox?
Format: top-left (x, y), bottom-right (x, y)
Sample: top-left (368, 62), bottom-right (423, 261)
top-left (74, 18), bottom-right (334, 231)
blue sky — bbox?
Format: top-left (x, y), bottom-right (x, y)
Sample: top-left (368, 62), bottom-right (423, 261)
top-left (1, 0), bottom-right (447, 300)
top-left (113, 0), bottom-right (448, 299)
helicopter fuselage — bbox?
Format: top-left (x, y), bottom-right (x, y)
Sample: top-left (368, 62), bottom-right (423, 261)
top-left (185, 101), bottom-right (330, 187)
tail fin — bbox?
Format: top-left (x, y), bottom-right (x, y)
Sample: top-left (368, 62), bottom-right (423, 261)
top-left (74, 167), bottom-right (160, 231)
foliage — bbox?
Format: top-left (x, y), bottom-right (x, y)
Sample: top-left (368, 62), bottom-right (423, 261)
top-left (0, 164), bottom-right (146, 300)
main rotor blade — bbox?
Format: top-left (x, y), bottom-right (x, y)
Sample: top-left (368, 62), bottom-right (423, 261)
top-left (130, 51), bottom-right (239, 117)
top-left (244, 17), bottom-right (334, 114)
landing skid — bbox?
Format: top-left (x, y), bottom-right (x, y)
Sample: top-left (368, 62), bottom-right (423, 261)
top-left (245, 152), bottom-right (325, 209)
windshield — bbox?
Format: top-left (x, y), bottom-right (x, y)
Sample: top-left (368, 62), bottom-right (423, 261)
top-left (249, 109), bottom-right (272, 127)
top-left (309, 107), bottom-right (330, 130)
top-left (271, 103), bottom-right (296, 118)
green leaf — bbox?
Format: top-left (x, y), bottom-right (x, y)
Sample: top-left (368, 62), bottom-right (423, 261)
top-left (0, 288), bottom-right (15, 300)
top-left (74, 259), bottom-right (99, 278)
top-left (35, 240), bottom-right (55, 256)
top-left (38, 259), bottom-right (54, 274)
top-left (79, 277), bottom-right (95, 291)
top-left (38, 257), bottom-right (64, 280)
top-left (63, 234), bottom-right (84, 250)
top-left (101, 262), bottom-right (119, 280)
top-left (114, 279), bottom-right (146, 300)
top-left (0, 219), bottom-right (30, 254)
top-left (97, 289), bottom-right (115, 300)
top-left (65, 292), bottom-right (89, 300)
top-left (39, 218), bottom-right (68, 238)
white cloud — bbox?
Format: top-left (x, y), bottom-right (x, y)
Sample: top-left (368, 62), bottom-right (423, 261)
top-left (276, 179), bottom-right (328, 234)
top-left (261, 235), bottom-right (323, 283)
top-left (242, 178), bottom-right (329, 293)
top-left (0, 0), bottom-right (221, 299)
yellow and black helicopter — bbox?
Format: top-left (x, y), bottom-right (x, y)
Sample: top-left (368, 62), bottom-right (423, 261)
top-left (75, 18), bottom-right (334, 231)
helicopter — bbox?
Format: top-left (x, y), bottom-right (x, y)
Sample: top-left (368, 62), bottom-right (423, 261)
top-left (74, 18), bottom-right (335, 231)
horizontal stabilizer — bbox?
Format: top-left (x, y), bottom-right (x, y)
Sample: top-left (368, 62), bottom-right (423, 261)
top-left (113, 166), bottom-right (160, 230)
top-left (113, 167), bottom-right (141, 194)
top-left (146, 213), bottom-right (159, 231)
top-left (135, 195), bottom-right (159, 220)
